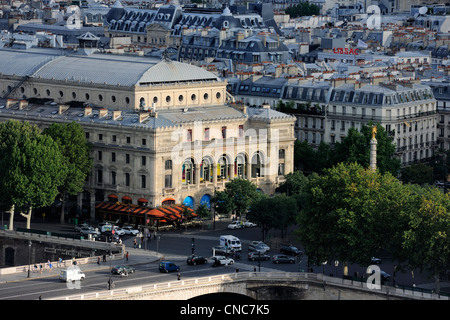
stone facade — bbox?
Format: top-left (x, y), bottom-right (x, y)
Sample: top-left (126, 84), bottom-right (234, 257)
top-left (0, 47), bottom-right (295, 223)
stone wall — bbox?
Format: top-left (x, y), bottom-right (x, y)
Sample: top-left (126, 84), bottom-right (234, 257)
top-left (0, 229), bottom-right (123, 268)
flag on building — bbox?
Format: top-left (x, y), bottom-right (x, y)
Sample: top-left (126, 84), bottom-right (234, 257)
top-left (357, 39), bottom-right (368, 49)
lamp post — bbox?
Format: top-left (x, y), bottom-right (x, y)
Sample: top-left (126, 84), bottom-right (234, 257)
top-left (27, 240), bottom-right (32, 278)
top-left (108, 251), bottom-right (112, 290)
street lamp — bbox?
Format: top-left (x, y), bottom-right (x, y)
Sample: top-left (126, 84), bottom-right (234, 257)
top-left (27, 240), bottom-right (32, 278)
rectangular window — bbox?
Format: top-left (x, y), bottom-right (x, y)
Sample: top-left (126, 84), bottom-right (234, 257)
top-left (165, 160), bottom-right (172, 170)
top-left (239, 125), bottom-right (244, 137)
top-left (98, 134), bottom-right (103, 141)
top-left (111, 152), bottom-right (116, 162)
top-left (165, 174), bottom-right (172, 188)
top-left (141, 175), bottom-right (146, 188)
top-left (98, 151), bottom-right (102, 161)
top-left (187, 129), bottom-right (192, 142)
top-left (111, 171), bottom-right (116, 185)
top-left (126, 136), bottom-right (131, 144)
top-left (204, 128), bottom-right (210, 140)
top-left (97, 170), bottom-right (103, 184)
top-left (112, 135), bottom-right (116, 142)
top-left (126, 154), bottom-right (130, 164)
top-left (141, 156), bottom-right (146, 166)
top-left (222, 126), bottom-right (227, 139)
top-left (142, 138), bottom-right (146, 145)
top-left (125, 173), bottom-right (130, 187)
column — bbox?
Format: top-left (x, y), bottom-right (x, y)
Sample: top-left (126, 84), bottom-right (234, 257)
top-left (195, 163), bottom-right (200, 187)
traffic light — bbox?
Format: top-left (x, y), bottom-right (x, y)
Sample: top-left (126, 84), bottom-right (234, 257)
top-left (191, 238), bottom-right (195, 254)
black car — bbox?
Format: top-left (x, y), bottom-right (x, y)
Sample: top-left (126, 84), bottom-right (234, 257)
top-left (186, 255), bottom-right (208, 265)
top-left (280, 245), bottom-right (303, 256)
top-left (248, 252), bottom-right (270, 261)
top-left (272, 254), bottom-right (295, 264)
top-left (111, 265), bottom-right (135, 275)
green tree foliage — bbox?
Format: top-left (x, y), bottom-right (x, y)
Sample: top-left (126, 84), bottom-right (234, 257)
top-left (0, 120), bottom-right (67, 229)
top-left (285, 2), bottom-right (320, 18)
top-left (402, 186), bottom-right (450, 294)
top-left (294, 123), bottom-right (401, 176)
top-left (222, 178), bottom-right (260, 218)
top-left (401, 163), bottom-right (434, 186)
top-left (43, 121), bottom-right (93, 224)
top-left (296, 162), bottom-right (411, 267)
top-left (247, 194), bottom-right (298, 241)
top-left (212, 190), bottom-right (233, 217)
top-left (195, 203), bottom-right (211, 220)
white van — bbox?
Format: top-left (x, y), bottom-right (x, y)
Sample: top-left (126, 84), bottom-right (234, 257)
top-left (59, 266), bottom-right (86, 282)
top-left (219, 235), bottom-right (242, 252)
top-left (101, 224), bottom-right (112, 233)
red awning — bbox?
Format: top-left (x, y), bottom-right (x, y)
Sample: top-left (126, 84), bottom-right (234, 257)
top-left (108, 194), bottom-right (118, 199)
top-left (138, 198), bottom-right (148, 203)
top-left (122, 196), bottom-right (132, 200)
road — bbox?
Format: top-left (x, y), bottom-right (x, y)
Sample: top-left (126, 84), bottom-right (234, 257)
top-left (0, 219), bottom-right (445, 300)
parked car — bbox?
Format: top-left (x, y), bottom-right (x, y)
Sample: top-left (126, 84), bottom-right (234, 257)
top-left (74, 223), bottom-right (90, 232)
top-left (211, 256), bottom-right (234, 267)
top-left (186, 255), bottom-right (208, 265)
top-left (248, 252), bottom-right (270, 261)
top-left (212, 245), bottom-right (229, 256)
top-left (122, 226), bottom-right (139, 236)
top-left (159, 261), bottom-right (180, 273)
top-left (111, 265), bottom-right (135, 276)
top-left (96, 231), bottom-right (120, 243)
top-left (244, 221), bottom-right (257, 228)
top-left (248, 241), bottom-right (270, 253)
top-left (371, 257), bottom-right (382, 264)
top-left (227, 221), bottom-right (244, 229)
top-left (113, 226), bottom-right (125, 236)
top-left (370, 269), bottom-right (391, 281)
top-left (80, 227), bottom-right (100, 236)
top-left (272, 254), bottom-right (295, 264)
top-left (280, 245), bottom-right (302, 256)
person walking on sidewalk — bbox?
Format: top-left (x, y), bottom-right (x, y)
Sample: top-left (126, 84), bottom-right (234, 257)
top-left (126, 251), bottom-right (129, 261)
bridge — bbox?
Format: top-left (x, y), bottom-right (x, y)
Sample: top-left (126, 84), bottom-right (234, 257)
top-left (52, 272), bottom-right (449, 300)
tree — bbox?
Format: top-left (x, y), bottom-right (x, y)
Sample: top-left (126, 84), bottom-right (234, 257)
top-left (333, 123), bottom-right (401, 176)
top-left (195, 203), bottom-right (211, 220)
top-left (296, 162), bottom-right (411, 270)
top-left (222, 178), bottom-right (260, 219)
top-left (401, 163), bottom-right (434, 185)
top-left (276, 170), bottom-right (309, 196)
top-left (248, 194), bottom-right (299, 241)
top-left (43, 122), bottom-right (93, 224)
top-left (0, 120), bottom-right (67, 229)
top-left (294, 123), bottom-right (400, 176)
top-left (402, 186), bottom-right (450, 294)
top-left (212, 190), bottom-right (233, 217)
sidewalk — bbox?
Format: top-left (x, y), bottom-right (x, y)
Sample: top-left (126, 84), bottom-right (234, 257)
top-left (0, 247), bottom-right (162, 284)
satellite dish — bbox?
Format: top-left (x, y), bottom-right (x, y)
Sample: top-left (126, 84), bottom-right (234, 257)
top-left (419, 6), bottom-right (428, 15)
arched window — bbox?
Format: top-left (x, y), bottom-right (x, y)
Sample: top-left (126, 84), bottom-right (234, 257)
top-left (251, 152), bottom-right (264, 178)
top-left (235, 153), bottom-right (247, 178)
top-left (201, 157), bottom-right (213, 182)
top-left (182, 158), bottom-right (195, 185)
top-left (218, 155), bottom-right (229, 180)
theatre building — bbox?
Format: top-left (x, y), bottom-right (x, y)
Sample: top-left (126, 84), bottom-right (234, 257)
top-left (0, 45), bottom-right (296, 224)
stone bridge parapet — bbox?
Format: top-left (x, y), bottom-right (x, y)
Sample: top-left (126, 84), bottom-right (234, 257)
top-left (53, 272), bottom-right (450, 300)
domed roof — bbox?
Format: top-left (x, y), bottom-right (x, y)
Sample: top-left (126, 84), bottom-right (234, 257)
top-left (137, 59), bottom-right (221, 85)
